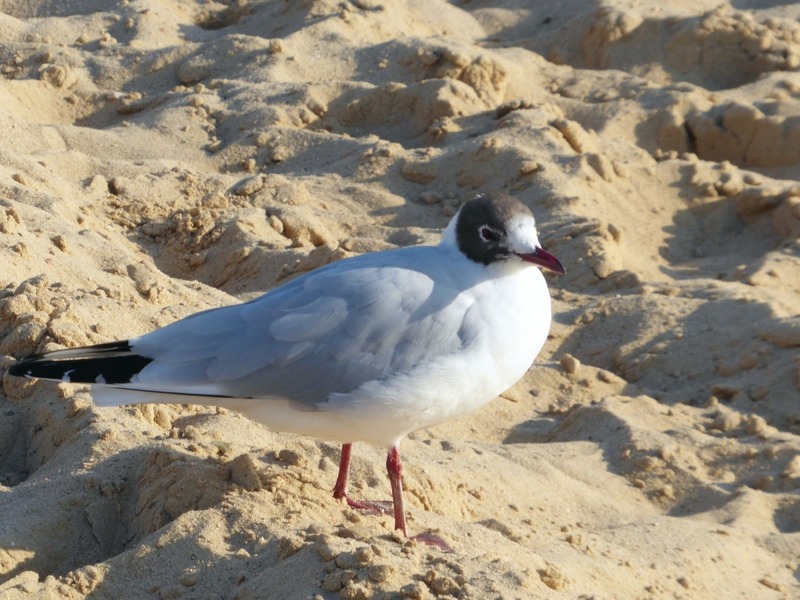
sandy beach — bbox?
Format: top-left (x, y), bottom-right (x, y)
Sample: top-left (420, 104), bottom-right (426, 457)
top-left (1, 0), bottom-right (799, 598)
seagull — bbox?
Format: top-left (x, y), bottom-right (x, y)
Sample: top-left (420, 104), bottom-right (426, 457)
top-left (8, 192), bottom-right (564, 545)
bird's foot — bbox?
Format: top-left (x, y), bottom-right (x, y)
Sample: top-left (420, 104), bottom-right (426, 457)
top-left (342, 496), bottom-right (393, 516)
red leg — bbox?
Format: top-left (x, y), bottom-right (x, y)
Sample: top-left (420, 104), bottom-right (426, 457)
top-left (332, 443), bottom-right (352, 500)
top-left (333, 443), bottom-right (452, 551)
top-left (386, 446), bottom-right (407, 535)
top-left (332, 443), bottom-right (391, 514)
top-left (387, 445), bottom-right (453, 552)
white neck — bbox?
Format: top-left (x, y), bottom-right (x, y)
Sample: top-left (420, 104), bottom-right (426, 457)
top-left (438, 208), bottom-right (461, 248)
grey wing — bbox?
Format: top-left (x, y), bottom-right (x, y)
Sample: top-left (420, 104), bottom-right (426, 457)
top-left (128, 258), bottom-right (468, 405)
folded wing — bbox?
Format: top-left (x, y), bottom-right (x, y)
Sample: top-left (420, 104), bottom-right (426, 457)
top-left (13, 247), bottom-right (472, 408)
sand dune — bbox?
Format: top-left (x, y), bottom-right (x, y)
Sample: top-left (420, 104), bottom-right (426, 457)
top-left (1, 1), bottom-right (798, 598)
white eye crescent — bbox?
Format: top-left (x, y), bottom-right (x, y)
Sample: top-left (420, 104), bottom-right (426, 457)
top-left (479, 226), bottom-right (501, 243)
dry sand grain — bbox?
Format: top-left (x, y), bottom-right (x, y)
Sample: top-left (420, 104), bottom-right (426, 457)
top-left (1, 1), bottom-right (799, 598)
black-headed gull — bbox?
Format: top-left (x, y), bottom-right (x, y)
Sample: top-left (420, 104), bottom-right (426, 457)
top-left (9, 192), bottom-right (564, 544)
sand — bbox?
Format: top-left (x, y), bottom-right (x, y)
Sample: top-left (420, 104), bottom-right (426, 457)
top-left (0, 0), bottom-right (799, 598)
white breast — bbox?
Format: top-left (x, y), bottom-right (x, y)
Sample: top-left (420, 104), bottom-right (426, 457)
top-left (317, 263), bottom-right (552, 447)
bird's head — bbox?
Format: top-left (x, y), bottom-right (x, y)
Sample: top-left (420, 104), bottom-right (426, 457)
top-left (445, 193), bottom-right (565, 274)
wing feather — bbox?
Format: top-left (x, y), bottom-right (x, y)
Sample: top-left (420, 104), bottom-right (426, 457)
top-left (128, 246), bottom-right (470, 405)
top-left (268, 296), bottom-right (348, 342)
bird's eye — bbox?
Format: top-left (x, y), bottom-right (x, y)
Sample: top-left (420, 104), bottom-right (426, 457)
top-left (479, 226), bottom-right (501, 243)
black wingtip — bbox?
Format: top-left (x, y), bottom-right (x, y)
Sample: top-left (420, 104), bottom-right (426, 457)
top-left (7, 361), bottom-right (28, 377)
top-left (7, 341), bottom-right (153, 385)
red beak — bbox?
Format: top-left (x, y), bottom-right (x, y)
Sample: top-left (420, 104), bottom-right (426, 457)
top-left (517, 247), bottom-right (566, 274)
